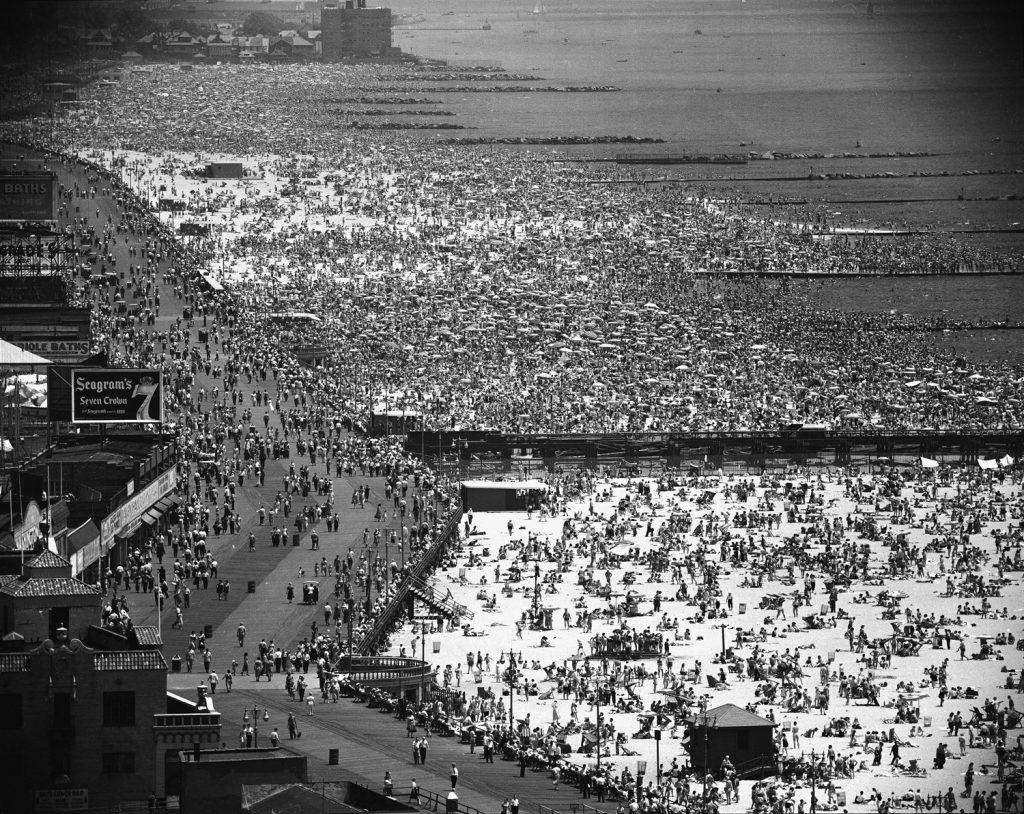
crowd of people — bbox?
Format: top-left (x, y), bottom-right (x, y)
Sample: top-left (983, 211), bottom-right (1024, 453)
top-left (3, 55), bottom-right (1024, 814)
top-left (357, 461), bottom-right (1024, 814)
top-left (4, 62), bottom-right (1024, 437)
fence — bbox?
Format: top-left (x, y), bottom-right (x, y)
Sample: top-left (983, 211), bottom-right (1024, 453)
top-left (355, 508), bottom-right (463, 656)
top-left (400, 785), bottom-right (488, 814)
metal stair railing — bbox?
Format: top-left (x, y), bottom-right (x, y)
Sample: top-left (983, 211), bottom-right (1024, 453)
top-left (407, 575), bottom-right (474, 621)
top-left (356, 509), bottom-right (463, 655)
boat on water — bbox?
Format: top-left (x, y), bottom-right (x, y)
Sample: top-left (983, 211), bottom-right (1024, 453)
top-left (482, 20), bottom-right (492, 30)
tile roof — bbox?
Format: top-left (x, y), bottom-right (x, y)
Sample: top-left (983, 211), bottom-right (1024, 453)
top-left (27, 550), bottom-right (72, 568)
top-left (690, 703), bottom-right (775, 729)
top-left (94, 651), bottom-right (167, 671)
top-left (0, 577), bottom-right (100, 598)
top-left (132, 625), bottom-right (163, 647)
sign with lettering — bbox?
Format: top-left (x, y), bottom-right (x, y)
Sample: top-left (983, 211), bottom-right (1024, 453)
top-left (34, 788), bottom-right (89, 811)
top-left (16, 340), bottom-right (91, 363)
top-left (100, 466), bottom-right (178, 550)
top-left (71, 368), bottom-right (163, 424)
top-left (0, 173), bottom-right (56, 221)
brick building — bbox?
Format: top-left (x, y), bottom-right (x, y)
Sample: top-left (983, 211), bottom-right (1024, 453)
top-left (0, 550), bottom-right (219, 811)
top-left (321, 2), bottom-right (392, 60)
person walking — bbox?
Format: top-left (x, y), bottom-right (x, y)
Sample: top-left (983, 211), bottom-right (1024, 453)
top-left (410, 779), bottom-right (419, 804)
top-left (307, 694), bottom-right (315, 716)
top-left (418, 737), bottom-right (428, 765)
top-left (450, 763), bottom-right (459, 789)
top-left (510, 795), bottom-right (520, 814)
top-left (208, 670), bottom-right (219, 694)
top-left (384, 771), bottom-right (394, 797)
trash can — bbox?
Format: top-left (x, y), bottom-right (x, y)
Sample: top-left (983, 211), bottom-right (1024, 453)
top-left (293, 534), bottom-right (300, 547)
top-left (328, 748), bottom-right (339, 766)
top-left (171, 655), bottom-right (181, 673)
top-left (203, 624), bottom-right (213, 638)
top-left (446, 792), bottom-right (459, 814)
top-left (247, 580), bottom-right (256, 594)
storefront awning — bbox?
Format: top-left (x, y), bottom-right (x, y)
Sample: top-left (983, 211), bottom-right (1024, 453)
top-left (141, 493), bottom-right (182, 526)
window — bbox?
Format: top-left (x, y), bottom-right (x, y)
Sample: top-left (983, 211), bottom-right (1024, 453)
top-left (102, 691), bottom-right (135, 727)
top-left (53, 692), bottom-right (72, 728)
top-left (102, 752), bottom-right (136, 774)
top-left (0, 694), bottom-right (22, 728)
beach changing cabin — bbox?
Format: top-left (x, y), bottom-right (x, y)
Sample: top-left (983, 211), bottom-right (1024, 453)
top-left (687, 703), bottom-right (776, 778)
top-left (459, 480), bottom-right (550, 512)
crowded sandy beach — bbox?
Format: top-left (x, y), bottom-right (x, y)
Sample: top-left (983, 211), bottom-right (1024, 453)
top-left (5, 62), bottom-right (1024, 437)
top-left (1, 29), bottom-right (1023, 814)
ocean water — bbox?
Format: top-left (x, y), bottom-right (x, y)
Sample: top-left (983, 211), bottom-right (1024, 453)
top-left (381, 0), bottom-right (1024, 362)
top-left (387, 0), bottom-right (1024, 157)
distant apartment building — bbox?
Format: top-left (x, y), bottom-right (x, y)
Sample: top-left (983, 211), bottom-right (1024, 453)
top-left (321, 2), bottom-right (392, 60)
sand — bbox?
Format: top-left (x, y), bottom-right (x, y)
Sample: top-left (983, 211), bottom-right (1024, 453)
top-left (377, 468), bottom-right (1023, 811)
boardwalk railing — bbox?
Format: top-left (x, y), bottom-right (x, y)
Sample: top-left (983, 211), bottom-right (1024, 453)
top-left (397, 785), bottom-right (488, 814)
top-left (356, 508), bottom-right (463, 656)
top-left (336, 655), bottom-right (433, 684)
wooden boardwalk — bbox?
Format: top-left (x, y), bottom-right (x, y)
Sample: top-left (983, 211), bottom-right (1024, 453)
top-left (30, 144), bottom-right (619, 814)
top-left (190, 683), bottom-right (619, 814)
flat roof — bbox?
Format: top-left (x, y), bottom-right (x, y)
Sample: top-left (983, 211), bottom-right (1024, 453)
top-left (461, 479), bottom-right (551, 491)
top-left (180, 748), bottom-right (292, 762)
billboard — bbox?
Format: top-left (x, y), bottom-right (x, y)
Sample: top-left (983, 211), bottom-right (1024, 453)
top-left (71, 368), bottom-right (163, 424)
top-left (0, 173), bottom-right (57, 221)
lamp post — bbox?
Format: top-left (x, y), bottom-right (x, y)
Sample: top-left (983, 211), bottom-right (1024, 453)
top-left (809, 750), bottom-right (818, 814)
top-left (702, 713), bottom-right (717, 808)
top-left (451, 438), bottom-right (467, 506)
top-left (595, 671), bottom-right (602, 772)
top-left (243, 705), bottom-right (269, 747)
top-left (419, 617), bottom-right (428, 703)
top-left (655, 728), bottom-right (662, 784)
top-left (717, 623), bottom-right (728, 663)
top-left (503, 650), bottom-right (520, 732)
top-left (533, 561), bottom-right (541, 616)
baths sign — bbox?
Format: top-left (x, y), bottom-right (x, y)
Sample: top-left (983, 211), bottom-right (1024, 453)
top-left (71, 368), bottom-right (163, 424)
top-left (0, 173), bottom-right (56, 221)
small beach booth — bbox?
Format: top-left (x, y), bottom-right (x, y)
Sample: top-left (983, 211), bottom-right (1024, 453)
top-left (459, 479), bottom-right (550, 512)
top-left (687, 703), bottom-right (777, 778)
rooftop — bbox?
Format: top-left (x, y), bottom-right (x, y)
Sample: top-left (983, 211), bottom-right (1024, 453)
top-left (93, 651), bottom-right (167, 671)
top-left (689, 703), bottom-right (775, 729)
top-left (0, 576), bottom-right (100, 598)
top-left (26, 550), bottom-right (72, 569)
